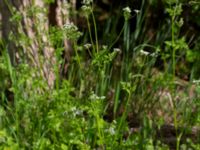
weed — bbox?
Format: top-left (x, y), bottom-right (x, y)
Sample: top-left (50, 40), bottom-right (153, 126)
top-left (0, 0), bottom-right (199, 149)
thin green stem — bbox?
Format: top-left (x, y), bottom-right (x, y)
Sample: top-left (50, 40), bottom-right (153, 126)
top-left (124, 21), bottom-right (130, 52)
top-left (74, 43), bottom-right (81, 71)
top-left (91, 11), bottom-right (99, 53)
top-left (172, 17), bottom-right (176, 84)
top-left (176, 133), bottom-right (183, 150)
top-left (171, 4), bottom-right (181, 150)
top-left (86, 16), bottom-right (95, 54)
top-left (116, 92), bottom-right (131, 141)
top-left (108, 24), bottom-right (125, 50)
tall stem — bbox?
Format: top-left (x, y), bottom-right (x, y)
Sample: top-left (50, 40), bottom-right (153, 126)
top-left (91, 11), bottom-right (99, 53)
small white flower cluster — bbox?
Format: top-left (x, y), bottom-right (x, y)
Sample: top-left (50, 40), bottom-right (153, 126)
top-left (102, 45), bottom-right (108, 50)
top-left (123, 7), bottom-right (131, 14)
top-left (81, 0), bottom-right (93, 17)
top-left (140, 49), bottom-right (150, 56)
top-left (113, 48), bottom-right (121, 53)
top-left (81, 5), bottom-right (92, 17)
top-left (105, 127), bottom-right (115, 135)
top-left (82, 0), bottom-right (93, 5)
top-left (193, 80), bottom-right (200, 84)
top-left (70, 107), bottom-right (83, 117)
top-left (89, 91), bottom-right (105, 101)
top-left (63, 22), bottom-right (82, 40)
top-left (84, 43), bottom-right (92, 49)
top-left (123, 6), bottom-right (132, 20)
top-left (63, 22), bottom-right (78, 31)
top-left (134, 9), bottom-right (140, 14)
top-left (63, 107), bottom-right (83, 117)
top-left (108, 127), bottom-right (115, 135)
top-left (139, 49), bottom-right (158, 57)
top-left (105, 120), bottom-right (117, 135)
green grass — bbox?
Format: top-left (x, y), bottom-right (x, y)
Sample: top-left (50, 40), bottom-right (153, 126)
top-left (0, 0), bottom-right (200, 149)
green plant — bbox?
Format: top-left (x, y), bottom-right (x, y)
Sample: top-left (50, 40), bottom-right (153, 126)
top-left (0, 0), bottom-right (199, 149)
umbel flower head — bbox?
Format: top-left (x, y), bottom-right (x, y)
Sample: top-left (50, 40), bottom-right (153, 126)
top-left (63, 22), bottom-right (82, 40)
top-left (123, 7), bottom-right (132, 21)
top-left (82, 0), bottom-right (93, 5)
top-left (81, 5), bottom-right (92, 17)
top-left (81, 0), bottom-right (93, 17)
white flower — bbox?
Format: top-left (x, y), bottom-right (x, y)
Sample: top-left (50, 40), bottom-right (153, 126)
top-left (123, 7), bottom-right (131, 14)
top-left (82, 0), bottom-right (93, 5)
top-left (70, 107), bottom-right (83, 116)
top-left (81, 5), bottom-right (92, 17)
top-left (113, 48), bottom-right (121, 53)
top-left (89, 91), bottom-right (105, 101)
top-left (134, 9), bottom-right (140, 14)
top-left (140, 49), bottom-right (150, 56)
top-left (123, 6), bottom-right (132, 20)
top-left (193, 80), bottom-right (200, 84)
top-left (150, 52), bottom-right (158, 57)
top-left (63, 22), bottom-right (82, 40)
top-left (63, 22), bottom-right (78, 31)
top-left (108, 127), bottom-right (115, 135)
top-left (84, 43), bottom-right (92, 49)
top-left (102, 45), bottom-right (108, 50)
